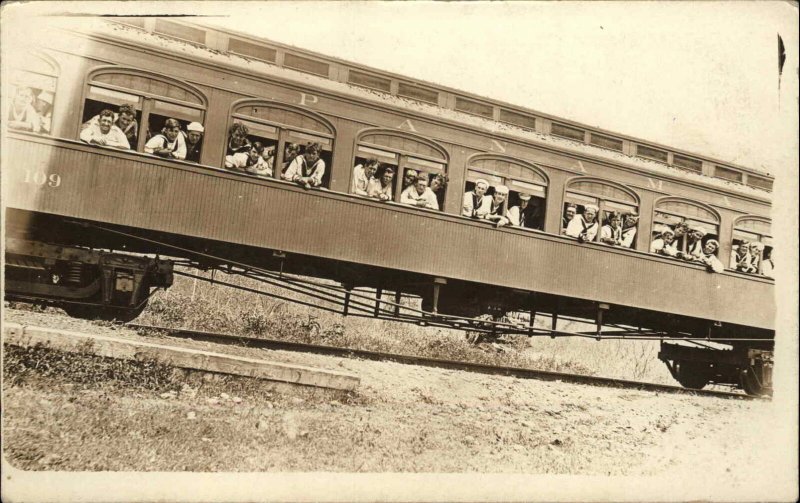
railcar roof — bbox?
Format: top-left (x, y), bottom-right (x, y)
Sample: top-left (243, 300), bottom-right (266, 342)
top-left (65, 18), bottom-right (772, 200)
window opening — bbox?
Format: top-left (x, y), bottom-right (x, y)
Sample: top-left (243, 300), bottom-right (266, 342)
top-left (465, 157), bottom-right (547, 230)
top-left (7, 58), bottom-right (58, 135)
top-left (652, 199), bottom-right (720, 263)
top-left (353, 146), bottom-right (398, 200)
top-left (81, 71), bottom-right (206, 154)
top-left (564, 179), bottom-right (638, 247)
top-left (731, 218), bottom-right (772, 276)
top-left (355, 132), bottom-right (447, 207)
top-left (232, 104), bottom-right (334, 187)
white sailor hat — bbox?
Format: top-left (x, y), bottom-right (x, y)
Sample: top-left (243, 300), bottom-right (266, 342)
top-left (475, 178), bottom-right (490, 188)
top-left (661, 227), bottom-right (676, 236)
top-left (584, 204), bottom-right (599, 212)
top-left (495, 185), bottom-right (509, 195)
top-left (705, 239), bottom-right (720, 249)
top-left (519, 193), bottom-right (531, 201)
top-left (187, 122), bottom-right (205, 133)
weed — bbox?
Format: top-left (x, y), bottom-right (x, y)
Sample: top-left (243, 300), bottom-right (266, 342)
top-left (3, 343), bottom-right (178, 391)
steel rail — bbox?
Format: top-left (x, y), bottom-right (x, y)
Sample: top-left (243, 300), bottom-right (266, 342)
top-left (127, 323), bottom-right (763, 401)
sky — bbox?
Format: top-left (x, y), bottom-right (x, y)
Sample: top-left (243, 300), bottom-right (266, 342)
top-left (3, 2), bottom-right (797, 174)
top-left (200, 2), bottom-right (798, 175)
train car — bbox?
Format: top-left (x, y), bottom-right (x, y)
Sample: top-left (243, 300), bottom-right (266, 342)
top-left (2, 17), bottom-right (775, 395)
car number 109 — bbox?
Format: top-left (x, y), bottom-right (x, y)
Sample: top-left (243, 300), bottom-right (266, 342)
top-left (23, 169), bottom-right (61, 187)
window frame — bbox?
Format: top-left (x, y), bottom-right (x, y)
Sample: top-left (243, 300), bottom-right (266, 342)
top-left (80, 66), bottom-right (208, 153)
top-left (562, 176), bottom-right (640, 244)
top-left (6, 48), bottom-right (60, 136)
top-left (229, 100), bottom-right (336, 184)
top-left (731, 216), bottom-right (773, 275)
top-left (464, 153), bottom-right (549, 229)
top-left (651, 196), bottom-right (721, 255)
top-left (352, 128), bottom-right (449, 205)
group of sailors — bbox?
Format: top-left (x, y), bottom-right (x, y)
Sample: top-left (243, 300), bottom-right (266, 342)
top-left (8, 86), bottom-right (53, 135)
top-left (69, 106), bottom-right (778, 278)
top-left (649, 225), bottom-right (724, 273)
top-left (79, 108), bottom-right (205, 164)
top-left (731, 240), bottom-right (774, 277)
top-left (648, 224), bottom-right (774, 276)
top-left (462, 178), bottom-right (538, 227)
top-left (351, 158), bottom-right (447, 210)
top-left (561, 203), bottom-right (638, 247)
top-left (77, 110), bottom-right (328, 190)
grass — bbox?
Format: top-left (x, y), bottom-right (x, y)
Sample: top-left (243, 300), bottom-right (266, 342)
top-left (134, 271), bottom-right (673, 383)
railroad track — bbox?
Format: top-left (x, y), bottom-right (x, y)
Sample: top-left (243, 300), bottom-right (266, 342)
top-left (127, 323), bottom-right (761, 401)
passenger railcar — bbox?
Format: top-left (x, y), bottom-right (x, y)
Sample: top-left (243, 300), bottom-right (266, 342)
top-left (2, 17), bottom-right (776, 394)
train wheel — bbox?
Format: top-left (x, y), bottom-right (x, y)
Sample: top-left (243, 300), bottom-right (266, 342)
top-left (740, 366), bottom-right (771, 397)
top-left (675, 360), bottom-right (710, 390)
top-left (62, 302), bottom-right (147, 323)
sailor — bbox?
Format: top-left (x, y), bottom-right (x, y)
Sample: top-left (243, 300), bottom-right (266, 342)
top-left (367, 167), bottom-right (395, 201)
top-left (351, 158), bottom-right (380, 196)
top-left (650, 227), bottom-right (679, 257)
top-left (462, 179), bottom-right (491, 218)
top-left (144, 117), bottom-right (187, 160)
top-left (747, 242), bottom-right (763, 273)
top-left (484, 185), bottom-right (511, 227)
top-left (225, 141), bottom-right (267, 174)
top-left (599, 212), bottom-right (623, 246)
top-left (401, 169), bottom-right (419, 191)
top-left (79, 108), bottom-right (130, 150)
top-left (561, 204), bottom-right (577, 234)
top-left (508, 193), bottom-right (536, 229)
top-left (696, 239), bottom-right (724, 273)
top-left (683, 227), bottom-right (706, 260)
top-left (400, 176), bottom-right (439, 210)
top-left (282, 142), bottom-right (326, 189)
top-left (731, 240), bottom-right (755, 273)
top-left (183, 122), bottom-right (204, 163)
top-left (620, 213), bottom-right (638, 248)
top-left (566, 204), bottom-right (599, 243)
top-left (34, 90), bottom-right (54, 134)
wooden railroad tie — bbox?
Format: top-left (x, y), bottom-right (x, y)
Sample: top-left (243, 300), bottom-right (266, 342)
top-left (2, 323), bottom-right (359, 391)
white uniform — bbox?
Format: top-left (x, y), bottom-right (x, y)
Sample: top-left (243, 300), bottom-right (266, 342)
top-left (600, 225), bottom-right (623, 245)
top-left (367, 178), bottom-right (393, 200)
top-left (462, 191), bottom-right (491, 218)
top-left (144, 132), bottom-right (186, 160)
top-left (283, 155), bottom-right (326, 187)
top-left (351, 164), bottom-right (372, 195)
top-left (620, 226), bottom-right (637, 248)
top-left (79, 123), bottom-right (130, 150)
top-left (401, 186), bottom-right (439, 210)
top-left (650, 238), bottom-right (679, 257)
top-left (565, 215), bottom-right (599, 242)
top-left (698, 252), bottom-right (724, 273)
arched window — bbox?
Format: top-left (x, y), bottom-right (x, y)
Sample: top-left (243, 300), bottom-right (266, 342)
top-left (731, 217), bottom-right (772, 276)
top-left (353, 129), bottom-right (448, 206)
top-left (5, 49), bottom-right (58, 135)
top-left (652, 198), bottom-right (720, 256)
top-left (465, 154), bottom-right (547, 230)
top-left (230, 101), bottom-right (335, 186)
top-left (564, 178), bottom-right (639, 246)
top-left (81, 67), bottom-right (207, 154)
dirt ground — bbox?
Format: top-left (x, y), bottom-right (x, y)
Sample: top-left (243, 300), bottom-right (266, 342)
top-left (2, 309), bottom-right (794, 501)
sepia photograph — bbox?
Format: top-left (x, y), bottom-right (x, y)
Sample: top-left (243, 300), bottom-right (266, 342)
top-left (1, 1), bottom-right (797, 501)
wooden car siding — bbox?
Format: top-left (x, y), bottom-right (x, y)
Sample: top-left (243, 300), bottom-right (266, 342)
top-left (4, 137), bottom-right (774, 330)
